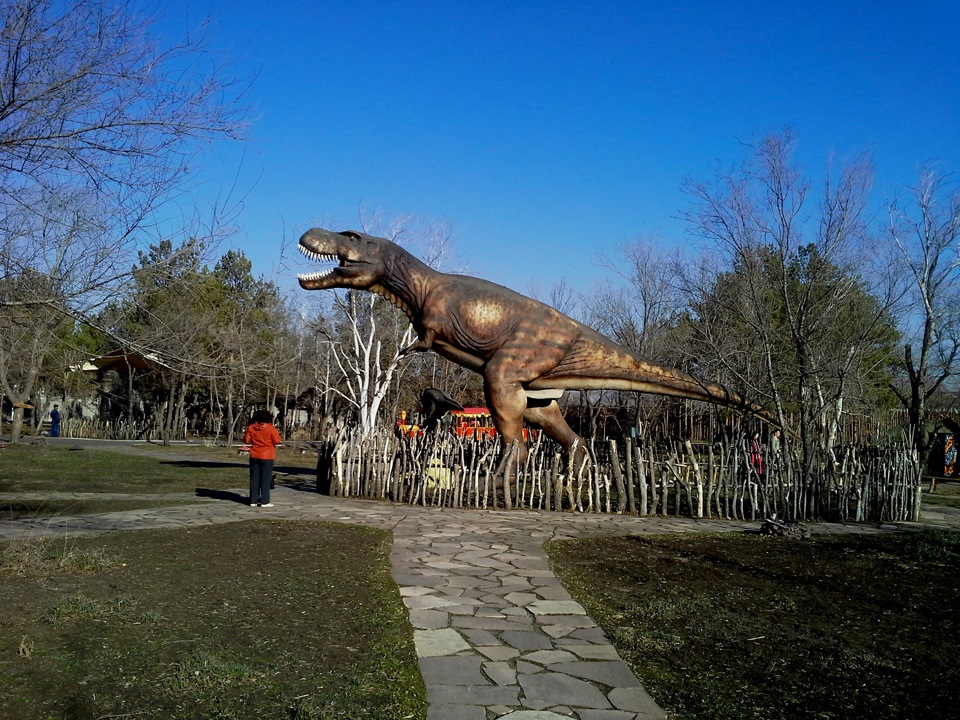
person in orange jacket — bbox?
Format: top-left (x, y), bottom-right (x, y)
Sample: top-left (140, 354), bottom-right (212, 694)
top-left (243, 409), bottom-right (282, 507)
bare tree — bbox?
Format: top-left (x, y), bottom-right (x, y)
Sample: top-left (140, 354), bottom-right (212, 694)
top-left (0, 0), bottom-right (248, 440)
top-left (590, 236), bottom-right (684, 358)
top-left (888, 168), bottom-right (960, 465)
top-left (327, 289), bottom-right (415, 436)
top-left (576, 237), bottom-right (687, 438)
top-left (681, 131), bottom-right (898, 475)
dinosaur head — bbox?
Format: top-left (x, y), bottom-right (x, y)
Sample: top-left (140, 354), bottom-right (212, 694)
top-left (297, 228), bottom-right (388, 291)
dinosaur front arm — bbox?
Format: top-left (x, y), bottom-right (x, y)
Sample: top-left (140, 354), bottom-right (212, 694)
top-left (400, 328), bottom-right (436, 355)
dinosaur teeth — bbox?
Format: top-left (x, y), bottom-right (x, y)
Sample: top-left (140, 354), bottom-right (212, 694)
top-left (298, 268), bottom-right (334, 281)
top-left (297, 245), bottom-right (338, 263)
top-left (297, 244), bottom-right (341, 283)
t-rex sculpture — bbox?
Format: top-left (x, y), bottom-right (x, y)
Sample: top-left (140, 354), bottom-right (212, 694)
top-left (297, 228), bottom-right (778, 469)
top-left (419, 387), bottom-right (464, 432)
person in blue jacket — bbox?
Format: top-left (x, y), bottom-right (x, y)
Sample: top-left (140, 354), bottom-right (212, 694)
top-left (50, 404), bottom-right (61, 437)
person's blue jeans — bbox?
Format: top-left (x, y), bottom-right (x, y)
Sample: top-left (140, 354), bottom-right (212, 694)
top-left (249, 458), bottom-right (274, 505)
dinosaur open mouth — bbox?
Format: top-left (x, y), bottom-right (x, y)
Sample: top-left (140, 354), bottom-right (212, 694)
top-left (297, 243), bottom-right (343, 282)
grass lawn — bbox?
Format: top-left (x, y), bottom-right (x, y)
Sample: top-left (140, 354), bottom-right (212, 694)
top-left (924, 479), bottom-right (960, 508)
top-left (548, 530), bottom-right (960, 720)
top-left (0, 520), bottom-right (427, 720)
top-left (0, 443), bottom-right (317, 518)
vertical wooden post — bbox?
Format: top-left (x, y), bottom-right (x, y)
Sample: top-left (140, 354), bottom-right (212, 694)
top-left (706, 445), bottom-right (715, 518)
top-left (659, 465), bottom-right (669, 517)
top-left (609, 439), bottom-right (627, 514)
top-left (684, 440), bottom-right (705, 519)
top-left (625, 438), bottom-right (637, 514)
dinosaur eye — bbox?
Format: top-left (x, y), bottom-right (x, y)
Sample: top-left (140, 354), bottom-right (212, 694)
top-left (340, 231), bottom-right (361, 241)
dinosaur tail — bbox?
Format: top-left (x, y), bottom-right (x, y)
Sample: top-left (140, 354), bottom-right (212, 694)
top-left (538, 337), bottom-right (783, 431)
top-left (627, 369), bottom-right (777, 426)
top-left (646, 374), bottom-right (800, 441)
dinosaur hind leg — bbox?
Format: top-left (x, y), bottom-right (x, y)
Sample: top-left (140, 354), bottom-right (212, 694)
top-left (484, 381), bottom-right (530, 477)
top-left (523, 399), bottom-right (587, 466)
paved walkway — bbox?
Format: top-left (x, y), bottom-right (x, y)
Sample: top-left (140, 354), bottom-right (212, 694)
top-left (2, 473), bottom-right (958, 720)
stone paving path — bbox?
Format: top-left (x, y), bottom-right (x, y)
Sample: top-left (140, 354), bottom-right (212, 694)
top-left (2, 478), bottom-right (958, 720)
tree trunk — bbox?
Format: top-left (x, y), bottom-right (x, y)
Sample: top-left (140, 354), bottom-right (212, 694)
top-left (10, 406), bottom-right (26, 443)
top-left (161, 376), bottom-right (177, 446)
top-left (226, 382), bottom-right (236, 447)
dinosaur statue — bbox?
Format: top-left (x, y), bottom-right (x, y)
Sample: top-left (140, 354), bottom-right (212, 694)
top-left (297, 228), bottom-right (779, 469)
top-left (419, 387), bottom-right (464, 432)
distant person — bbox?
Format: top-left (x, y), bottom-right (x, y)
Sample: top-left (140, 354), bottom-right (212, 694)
top-left (770, 429), bottom-right (782, 466)
top-left (243, 409), bottom-right (282, 507)
top-left (749, 431), bottom-right (764, 477)
top-left (50, 404), bottom-right (61, 437)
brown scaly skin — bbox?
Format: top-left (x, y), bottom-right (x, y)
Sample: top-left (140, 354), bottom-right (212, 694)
top-left (297, 228), bottom-right (779, 468)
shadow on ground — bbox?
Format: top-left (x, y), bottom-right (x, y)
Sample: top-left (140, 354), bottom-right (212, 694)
top-left (195, 488), bottom-right (247, 503)
top-left (165, 460), bottom-right (314, 477)
top-left (162, 459), bottom-right (246, 470)
top-left (282, 480), bottom-right (321, 493)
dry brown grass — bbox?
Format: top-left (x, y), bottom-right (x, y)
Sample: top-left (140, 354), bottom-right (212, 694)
top-left (0, 521), bottom-right (426, 720)
top-left (549, 530), bottom-right (960, 720)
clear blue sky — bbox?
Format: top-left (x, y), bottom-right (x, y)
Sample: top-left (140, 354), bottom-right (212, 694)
top-left (169, 0), bottom-right (959, 298)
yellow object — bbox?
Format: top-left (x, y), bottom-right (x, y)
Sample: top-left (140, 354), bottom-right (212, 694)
top-left (424, 457), bottom-right (453, 490)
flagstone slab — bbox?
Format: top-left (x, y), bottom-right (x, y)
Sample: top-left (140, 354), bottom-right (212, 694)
top-left (414, 628), bottom-right (472, 657)
top-left (408, 608), bottom-right (450, 630)
top-left (503, 591), bottom-right (539, 605)
top-left (477, 645), bottom-right (521, 662)
top-left (500, 630), bottom-right (555, 651)
top-left (535, 614), bottom-right (597, 628)
top-left (515, 659), bottom-right (544, 674)
top-left (419, 656), bottom-right (489, 686)
top-left (577, 710), bottom-right (644, 720)
top-left (568, 627), bottom-right (610, 643)
top-left (459, 628), bottom-right (500, 646)
top-left (445, 575), bottom-right (501, 589)
top-left (482, 660), bottom-right (517, 686)
top-left (427, 684), bottom-right (521, 706)
top-left (608, 686), bottom-right (668, 717)
top-left (502, 606), bottom-right (533, 618)
top-left (528, 600), bottom-right (587, 615)
top-left (519, 649), bottom-right (578, 665)
top-left (405, 594), bottom-right (461, 610)
top-left (552, 661), bottom-right (643, 687)
top-left (425, 703), bottom-right (486, 720)
top-left (519, 673), bottom-right (611, 709)
top-left (400, 585), bottom-right (437, 597)
top-left (452, 616), bottom-right (533, 631)
top-left (563, 644), bottom-right (622, 661)
top-left (532, 586), bottom-right (575, 601)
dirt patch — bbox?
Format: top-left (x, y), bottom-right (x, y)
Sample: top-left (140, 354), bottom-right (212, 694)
top-left (0, 520), bottom-right (426, 719)
top-left (548, 530), bottom-right (960, 720)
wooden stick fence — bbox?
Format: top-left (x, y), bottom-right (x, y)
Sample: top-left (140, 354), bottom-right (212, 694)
top-left (315, 429), bottom-right (923, 523)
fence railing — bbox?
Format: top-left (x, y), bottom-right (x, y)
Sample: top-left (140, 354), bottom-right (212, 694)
top-left (315, 429), bottom-right (923, 524)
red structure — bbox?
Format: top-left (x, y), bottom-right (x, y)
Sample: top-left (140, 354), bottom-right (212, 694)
top-left (451, 407), bottom-right (530, 440)
top-left (396, 406), bottom-right (531, 441)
